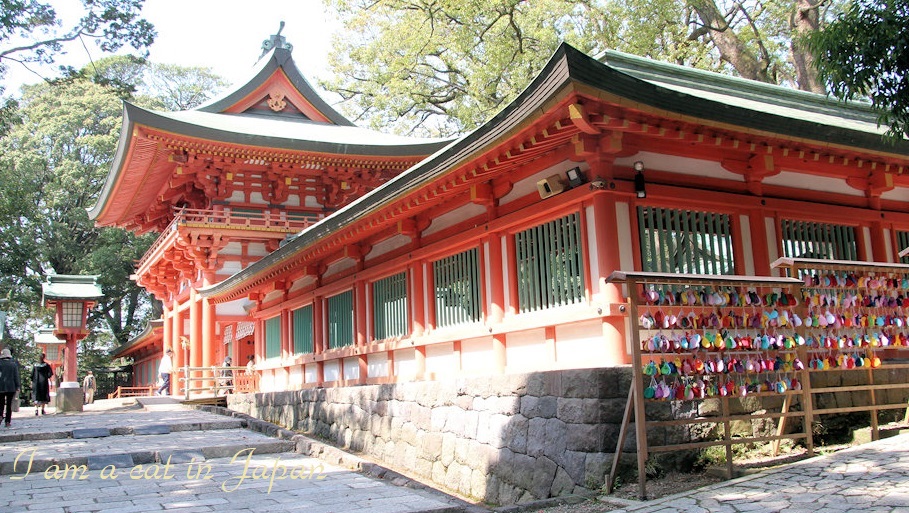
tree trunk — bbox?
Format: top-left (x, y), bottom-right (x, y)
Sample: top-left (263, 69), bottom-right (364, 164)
top-left (790, 0), bottom-right (825, 93)
top-left (689, 0), bottom-right (770, 82)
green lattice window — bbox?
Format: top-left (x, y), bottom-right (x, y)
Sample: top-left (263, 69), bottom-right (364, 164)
top-left (327, 291), bottom-right (354, 349)
top-left (434, 248), bottom-right (481, 328)
top-left (373, 272), bottom-right (408, 340)
top-left (638, 206), bottom-right (735, 275)
top-left (264, 316), bottom-right (281, 359)
top-left (781, 219), bottom-right (857, 261)
top-left (293, 305), bottom-right (314, 354)
top-left (896, 231), bottom-right (909, 264)
top-left (516, 212), bottom-right (585, 313)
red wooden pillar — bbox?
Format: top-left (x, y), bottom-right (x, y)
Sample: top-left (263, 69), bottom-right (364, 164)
top-left (202, 297), bottom-right (215, 367)
top-left (415, 346), bottom-right (427, 380)
top-left (355, 279), bottom-right (368, 347)
top-left (358, 354), bottom-right (368, 384)
top-left (190, 291), bottom-right (202, 369)
top-left (411, 261), bottom-right (425, 336)
top-left (870, 221), bottom-right (889, 262)
top-left (492, 333), bottom-right (506, 373)
top-left (313, 296), bottom-right (324, 384)
top-left (313, 296), bottom-right (324, 355)
top-left (486, 233), bottom-right (505, 324)
top-left (281, 308), bottom-right (291, 358)
top-left (171, 304), bottom-right (184, 396)
top-left (162, 306), bottom-right (172, 357)
top-left (592, 192), bottom-right (629, 365)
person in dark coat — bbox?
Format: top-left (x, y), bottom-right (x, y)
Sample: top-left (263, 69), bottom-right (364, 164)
top-left (31, 353), bottom-right (53, 415)
top-left (0, 347), bottom-right (21, 428)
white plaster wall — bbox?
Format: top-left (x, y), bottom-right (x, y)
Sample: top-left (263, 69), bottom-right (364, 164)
top-left (366, 234), bottom-right (412, 260)
top-left (219, 261), bottom-right (243, 275)
top-left (304, 363), bottom-right (319, 383)
top-left (765, 216), bottom-right (779, 277)
top-left (323, 360), bottom-right (340, 382)
top-left (505, 330), bottom-right (547, 373)
top-left (250, 192), bottom-right (265, 204)
top-left (616, 153), bottom-right (738, 181)
top-left (764, 170), bottom-right (863, 196)
top-left (260, 370), bottom-right (275, 392)
top-left (221, 241), bottom-right (244, 256)
top-left (616, 202), bottom-right (634, 271)
top-left (394, 348), bottom-right (417, 378)
top-left (499, 161), bottom-right (579, 206)
top-left (426, 342), bottom-right (455, 378)
top-left (215, 299), bottom-right (252, 317)
top-left (304, 196), bottom-right (322, 208)
top-left (739, 214), bottom-right (755, 275)
top-left (343, 357), bottom-right (360, 381)
top-left (585, 204), bottom-right (601, 298)
top-left (324, 258), bottom-right (356, 278)
top-left (460, 337), bottom-right (494, 375)
top-left (289, 276), bottom-right (316, 294)
top-left (367, 352), bottom-right (389, 378)
top-left (272, 365), bottom-right (288, 391)
top-left (288, 365), bottom-right (303, 389)
top-left (246, 243), bottom-right (270, 257)
top-left (555, 321), bottom-right (607, 368)
top-left (423, 203), bottom-right (487, 236)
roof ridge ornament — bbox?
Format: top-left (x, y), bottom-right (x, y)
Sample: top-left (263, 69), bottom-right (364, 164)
top-left (261, 21), bottom-right (293, 58)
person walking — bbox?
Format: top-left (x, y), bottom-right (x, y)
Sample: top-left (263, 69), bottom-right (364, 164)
top-left (156, 348), bottom-right (174, 396)
top-left (218, 356), bottom-right (234, 395)
top-left (31, 353), bottom-right (53, 415)
top-left (0, 347), bottom-right (21, 428)
top-left (82, 371), bottom-right (96, 404)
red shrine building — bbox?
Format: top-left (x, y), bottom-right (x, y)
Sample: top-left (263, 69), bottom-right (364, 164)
top-left (97, 33), bottom-right (909, 393)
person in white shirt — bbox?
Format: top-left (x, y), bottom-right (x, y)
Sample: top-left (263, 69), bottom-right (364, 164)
top-left (156, 348), bottom-right (174, 396)
top-left (82, 371), bottom-right (96, 404)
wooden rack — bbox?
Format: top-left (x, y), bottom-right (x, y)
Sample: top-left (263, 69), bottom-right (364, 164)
top-left (772, 257), bottom-right (909, 441)
top-left (605, 271), bottom-right (806, 499)
top-left (607, 263), bottom-right (909, 500)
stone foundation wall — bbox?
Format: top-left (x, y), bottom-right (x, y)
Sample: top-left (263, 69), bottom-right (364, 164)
top-left (226, 366), bottom-right (909, 505)
top-left (229, 368), bottom-right (639, 504)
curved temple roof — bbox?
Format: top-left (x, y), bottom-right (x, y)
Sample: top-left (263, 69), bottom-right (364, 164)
top-left (89, 44), bottom-right (452, 226)
top-left (201, 42), bottom-right (909, 300)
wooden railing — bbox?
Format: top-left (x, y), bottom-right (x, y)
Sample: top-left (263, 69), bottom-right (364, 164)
top-left (108, 385), bottom-right (156, 399)
top-left (137, 207), bottom-right (322, 270)
top-left (177, 365), bottom-right (259, 400)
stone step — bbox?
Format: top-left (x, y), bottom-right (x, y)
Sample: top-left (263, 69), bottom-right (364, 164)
top-left (0, 408), bottom-right (244, 444)
top-left (0, 428), bottom-right (294, 475)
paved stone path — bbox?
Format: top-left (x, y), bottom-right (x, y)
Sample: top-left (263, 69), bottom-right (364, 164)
top-left (5, 398), bottom-right (909, 513)
top-left (0, 399), bottom-right (468, 513)
top-left (604, 432), bottom-right (909, 513)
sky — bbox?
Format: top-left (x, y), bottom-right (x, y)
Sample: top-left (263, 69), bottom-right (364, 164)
top-left (3, 0), bottom-right (341, 96)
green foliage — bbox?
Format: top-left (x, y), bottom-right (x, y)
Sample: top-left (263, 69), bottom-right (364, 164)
top-left (324, 0), bottom-right (607, 135)
top-left (0, 54), bottom-right (226, 372)
top-left (324, 0), bottom-right (843, 136)
top-left (0, 0), bottom-right (155, 70)
top-left (141, 62), bottom-right (230, 111)
top-left (0, 73), bottom-right (153, 354)
top-left (806, 0), bottom-right (909, 140)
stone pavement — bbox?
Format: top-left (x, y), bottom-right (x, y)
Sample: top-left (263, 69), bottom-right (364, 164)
top-left (5, 398), bottom-right (909, 513)
top-left (0, 398), bottom-right (475, 513)
top-left (603, 431), bottom-right (909, 513)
